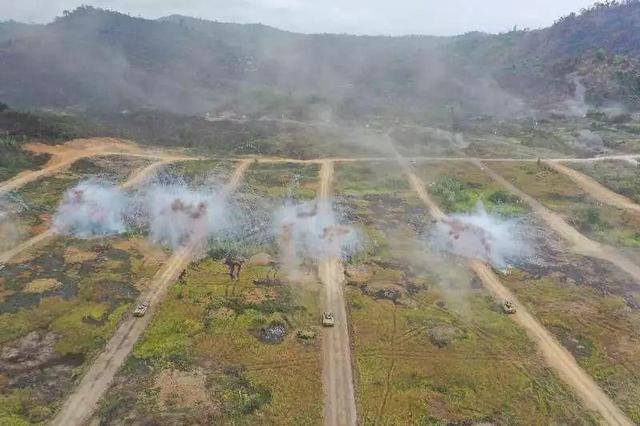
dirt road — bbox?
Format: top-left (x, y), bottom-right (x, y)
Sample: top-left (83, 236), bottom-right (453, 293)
top-left (0, 160), bottom-right (176, 265)
top-left (251, 153), bottom-right (640, 165)
top-left (545, 160), bottom-right (640, 213)
top-left (0, 138), bottom-right (137, 194)
top-left (400, 159), bottom-right (632, 425)
top-left (476, 160), bottom-right (640, 285)
top-left (318, 160), bottom-right (358, 426)
top-left (0, 138), bottom-right (194, 195)
top-left (51, 160), bottom-right (251, 426)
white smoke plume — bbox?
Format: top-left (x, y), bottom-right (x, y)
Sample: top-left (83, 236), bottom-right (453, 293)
top-left (428, 202), bottom-right (533, 270)
top-left (274, 200), bottom-right (360, 267)
top-left (51, 179), bottom-right (232, 248)
top-left (564, 73), bottom-right (589, 117)
top-left (53, 181), bottom-right (128, 237)
top-left (141, 184), bottom-right (230, 249)
top-left (0, 196), bottom-right (26, 252)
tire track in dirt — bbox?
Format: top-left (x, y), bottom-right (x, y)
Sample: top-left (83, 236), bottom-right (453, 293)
top-left (398, 156), bottom-right (632, 425)
top-left (475, 160), bottom-right (640, 287)
top-left (545, 160), bottom-right (640, 213)
top-left (0, 159), bottom-right (177, 265)
top-left (318, 160), bottom-right (358, 426)
top-left (373, 304), bottom-right (397, 426)
top-left (51, 160), bottom-right (251, 426)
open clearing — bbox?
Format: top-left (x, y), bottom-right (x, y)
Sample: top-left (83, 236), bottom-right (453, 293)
top-left (1, 138), bottom-right (640, 424)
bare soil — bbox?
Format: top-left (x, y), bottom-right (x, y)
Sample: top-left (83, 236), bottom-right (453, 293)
top-left (318, 160), bottom-right (358, 426)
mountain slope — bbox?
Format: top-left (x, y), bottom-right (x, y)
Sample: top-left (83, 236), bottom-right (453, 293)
top-left (0, 2), bottom-right (639, 120)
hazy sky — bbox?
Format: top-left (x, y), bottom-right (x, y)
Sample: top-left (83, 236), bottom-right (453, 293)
top-left (1, 0), bottom-right (599, 35)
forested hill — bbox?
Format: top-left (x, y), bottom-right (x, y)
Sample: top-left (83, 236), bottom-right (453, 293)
top-left (0, 1), bottom-right (639, 121)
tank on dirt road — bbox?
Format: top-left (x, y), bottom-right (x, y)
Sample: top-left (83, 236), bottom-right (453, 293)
top-left (501, 300), bottom-right (516, 314)
top-left (322, 312), bottom-right (335, 327)
top-left (133, 303), bottom-right (149, 317)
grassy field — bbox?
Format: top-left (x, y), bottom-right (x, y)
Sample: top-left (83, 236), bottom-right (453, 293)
top-left (501, 263), bottom-right (640, 423)
top-left (334, 161), bottom-right (594, 424)
top-left (242, 162), bottom-right (320, 201)
top-left (489, 161), bottom-right (640, 255)
top-left (0, 235), bottom-right (167, 424)
top-left (5, 151), bottom-right (640, 424)
top-left (94, 162), bottom-right (324, 425)
top-left (0, 140), bottom-right (50, 183)
top-left (412, 161), bottom-right (529, 216)
top-left (414, 160), bottom-right (640, 422)
top-left (569, 160), bottom-right (640, 204)
top-left (159, 159), bottom-right (233, 187)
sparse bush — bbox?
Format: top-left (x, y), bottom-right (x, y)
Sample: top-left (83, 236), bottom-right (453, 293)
top-left (431, 176), bottom-right (472, 212)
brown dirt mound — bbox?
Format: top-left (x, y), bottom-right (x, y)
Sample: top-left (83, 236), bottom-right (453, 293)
top-left (155, 369), bottom-right (218, 413)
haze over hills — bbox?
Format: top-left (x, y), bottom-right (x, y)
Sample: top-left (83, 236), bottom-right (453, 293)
top-left (0, 1), bottom-right (639, 123)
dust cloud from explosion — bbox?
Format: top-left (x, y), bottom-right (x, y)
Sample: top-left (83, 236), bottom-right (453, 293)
top-left (52, 179), bottom-right (360, 262)
top-left (0, 196), bottom-right (26, 252)
top-left (274, 200), bottom-right (359, 263)
top-left (53, 180), bottom-right (230, 248)
top-left (52, 177), bottom-right (531, 270)
top-left (428, 202), bottom-right (533, 270)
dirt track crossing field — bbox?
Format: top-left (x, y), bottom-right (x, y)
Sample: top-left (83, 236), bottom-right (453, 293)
top-left (4, 138), bottom-right (640, 425)
top-left (0, 158), bottom-right (184, 265)
top-left (399, 157), bottom-right (632, 425)
top-left (0, 138), bottom-right (196, 195)
top-left (50, 160), bottom-right (251, 426)
top-left (319, 160), bottom-right (358, 426)
top-left (545, 160), bottom-right (640, 213)
top-left (476, 160), bottom-right (640, 287)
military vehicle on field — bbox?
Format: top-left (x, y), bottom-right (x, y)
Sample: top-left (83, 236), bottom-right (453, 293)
top-left (502, 300), bottom-right (516, 314)
top-left (322, 312), bottom-right (335, 327)
top-left (133, 303), bottom-right (149, 317)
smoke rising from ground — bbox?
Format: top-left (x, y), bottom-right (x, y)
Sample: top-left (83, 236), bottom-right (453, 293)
top-left (141, 184), bottom-right (230, 248)
top-left (428, 202), bottom-right (533, 269)
top-left (0, 197), bottom-right (26, 252)
top-left (53, 181), bottom-right (128, 237)
top-left (52, 179), bottom-right (232, 248)
top-left (274, 200), bottom-right (360, 271)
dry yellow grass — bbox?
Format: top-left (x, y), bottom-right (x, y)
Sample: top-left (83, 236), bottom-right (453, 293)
top-left (24, 278), bottom-right (62, 294)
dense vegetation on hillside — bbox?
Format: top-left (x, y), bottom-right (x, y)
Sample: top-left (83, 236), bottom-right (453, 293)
top-left (0, 2), bottom-right (639, 121)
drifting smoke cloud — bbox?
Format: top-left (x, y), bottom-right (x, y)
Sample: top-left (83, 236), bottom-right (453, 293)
top-left (428, 202), bottom-right (533, 270)
top-left (275, 200), bottom-right (360, 264)
top-left (53, 181), bottom-right (128, 237)
top-left (52, 179), bottom-right (232, 249)
top-left (141, 184), bottom-right (230, 249)
top-left (564, 73), bottom-right (589, 117)
top-left (0, 196), bottom-right (26, 252)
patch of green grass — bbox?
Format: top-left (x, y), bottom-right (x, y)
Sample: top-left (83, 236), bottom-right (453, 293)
top-left (0, 388), bottom-right (53, 425)
top-left (96, 162), bottom-right (323, 424)
top-left (99, 256), bottom-right (323, 424)
top-left (336, 162), bottom-right (596, 424)
top-left (502, 267), bottom-right (640, 422)
top-left (161, 160), bottom-right (232, 186)
top-left (0, 236), bottom-right (155, 423)
top-left (491, 162), bottom-right (640, 252)
top-left (51, 302), bottom-right (130, 355)
top-left (0, 137), bottom-right (49, 182)
top-left (571, 160), bottom-right (640, 204)
top-left (335, 162), bottom-right (409, 197)
top-left (413, 162), bottom-right (529, 216)
top-left (242, 162), bottom-right (319, 200)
